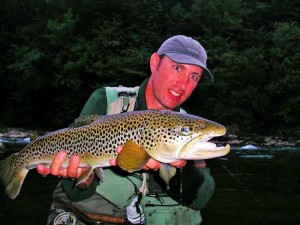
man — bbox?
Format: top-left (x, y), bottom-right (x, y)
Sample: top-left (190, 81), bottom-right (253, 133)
top-left (37, 35), bottom-right (215, 225)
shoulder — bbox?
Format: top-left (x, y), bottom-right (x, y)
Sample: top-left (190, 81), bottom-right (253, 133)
top-left (80, 88), bottom-right (107, 116)
top-left (90, 88), bottom-right (107, 99)
top-left (86, 88), bottom-right (107, 105)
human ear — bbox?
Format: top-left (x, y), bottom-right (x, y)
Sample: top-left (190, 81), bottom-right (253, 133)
top-left (150, 52), bottom-right (160, 73)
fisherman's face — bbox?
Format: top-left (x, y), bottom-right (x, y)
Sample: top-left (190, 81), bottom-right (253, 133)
top-left (148, 54), bottom-right (203, 110)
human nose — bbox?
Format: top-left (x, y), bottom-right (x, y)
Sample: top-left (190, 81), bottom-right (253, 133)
top-left (175, 74), bottom-right (189, 90)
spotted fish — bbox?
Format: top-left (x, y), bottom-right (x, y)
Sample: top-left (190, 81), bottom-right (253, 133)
top-left (0, 110), bottom-right (230, 199)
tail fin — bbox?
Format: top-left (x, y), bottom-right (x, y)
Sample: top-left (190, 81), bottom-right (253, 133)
top-left (0, 153), bottom-right (28, 199)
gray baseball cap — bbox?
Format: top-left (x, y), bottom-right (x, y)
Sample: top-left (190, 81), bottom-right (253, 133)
top-left (157, 35), bottom-right (213, 82)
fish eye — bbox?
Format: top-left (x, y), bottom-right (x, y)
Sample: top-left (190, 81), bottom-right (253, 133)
top-left (180, 125), bottom-right (192, 135)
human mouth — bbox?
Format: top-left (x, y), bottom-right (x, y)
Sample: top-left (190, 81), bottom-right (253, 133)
top-left (169, 90), bottom-right (181, 97)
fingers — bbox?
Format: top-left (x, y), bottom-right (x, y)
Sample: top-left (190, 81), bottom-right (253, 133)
top-left (169, 160), bottom-right (186, 168)
top-left (143, 159), bottom-right (186, 171)
top-left (37, 151), bottom-right (67, 177)
top-left (50, 151), bottom-right (67, 176)
top-left (110, 146), bottom-right (123, 166)
top-left (49, 151), bottom-right (81, 178)
top-left (110, 159), bottom-right (118, 166)
top-left (37, 150), bottom-right (83, 178)
top-left (116, 146), bottom-right (123, 153)
top-left (143, 158), bottom-right (160, 171)
top-left (36, 164), bottom-right (50, 176)
top-left (67, 155), bottom-right (80, 178)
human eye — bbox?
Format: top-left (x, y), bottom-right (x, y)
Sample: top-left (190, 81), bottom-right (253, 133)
top-left (190, 74), bottom-right (200, 82)
top-left (173, 65), bottom-right (181, 72)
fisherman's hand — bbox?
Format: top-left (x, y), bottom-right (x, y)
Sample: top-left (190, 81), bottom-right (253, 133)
top-left (110, 146), bottom-right (187, 170)
top-left (141, 158), bottom-right (186, 170)
top-left (36, 150), bottom-right (85, 178)
top-left (194, 160), bottom-right (206, 168)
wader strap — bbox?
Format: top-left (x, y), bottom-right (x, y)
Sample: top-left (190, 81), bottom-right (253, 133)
top-left (105, 86), bottom-right (139, 115)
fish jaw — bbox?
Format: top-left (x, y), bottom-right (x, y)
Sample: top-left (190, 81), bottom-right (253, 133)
top-left (179, 141), bottom-right (230, 160)
top-left (179, 123), bottom-right (230, 160)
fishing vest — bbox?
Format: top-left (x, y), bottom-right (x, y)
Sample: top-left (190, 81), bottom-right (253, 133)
top-left (104, 86), bottom-right (186, 114)
top-left (105, 86), bottom-right (139, 115)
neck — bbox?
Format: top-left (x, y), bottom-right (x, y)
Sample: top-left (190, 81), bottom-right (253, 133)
top-left (145, 77), bottom-right (168, 110)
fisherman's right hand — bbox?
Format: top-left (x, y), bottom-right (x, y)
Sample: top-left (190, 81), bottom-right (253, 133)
top-left (36, 150), bottom-right (85, 178)
top-left (110, 146), bottom-right (186, 170)
top-left (37, 151), bottom-right (95, 189)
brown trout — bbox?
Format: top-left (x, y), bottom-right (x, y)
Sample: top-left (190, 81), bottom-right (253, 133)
top-left (0, 110), bottom-right (230, 199)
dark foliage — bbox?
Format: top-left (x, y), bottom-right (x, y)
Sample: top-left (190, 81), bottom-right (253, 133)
top-left (0, 0), bottom-right (299, 138)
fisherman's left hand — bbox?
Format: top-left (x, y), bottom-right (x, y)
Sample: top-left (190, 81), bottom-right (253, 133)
top-left (109, 146), bottom-right (187, 170)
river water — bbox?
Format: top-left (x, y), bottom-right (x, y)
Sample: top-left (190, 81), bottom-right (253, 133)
top-left (0, 140), bottom-right (299, 225)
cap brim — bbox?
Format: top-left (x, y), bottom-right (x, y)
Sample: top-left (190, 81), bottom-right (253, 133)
top-left (165, 53), bottom-right (214, 82)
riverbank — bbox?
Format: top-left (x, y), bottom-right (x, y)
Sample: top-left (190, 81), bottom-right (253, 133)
top-left (1, 127), bottom-right (299, 150)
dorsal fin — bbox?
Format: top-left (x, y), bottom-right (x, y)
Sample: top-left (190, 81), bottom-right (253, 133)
top-left (117, 140), bottom-right (151, 172)
top-left (68, 115), bottom-right (102, 128)
top-left (29, 134), bottom-right (38, 142)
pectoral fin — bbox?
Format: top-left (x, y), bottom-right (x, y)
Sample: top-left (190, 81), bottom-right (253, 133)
top-left (117, 140), bottom-right (151, 172)
top-left (159, 164), bottom-right (177, 186)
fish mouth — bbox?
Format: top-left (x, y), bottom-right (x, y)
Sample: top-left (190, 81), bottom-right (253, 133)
top-left (179, 136), bottom-right (230, 160)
